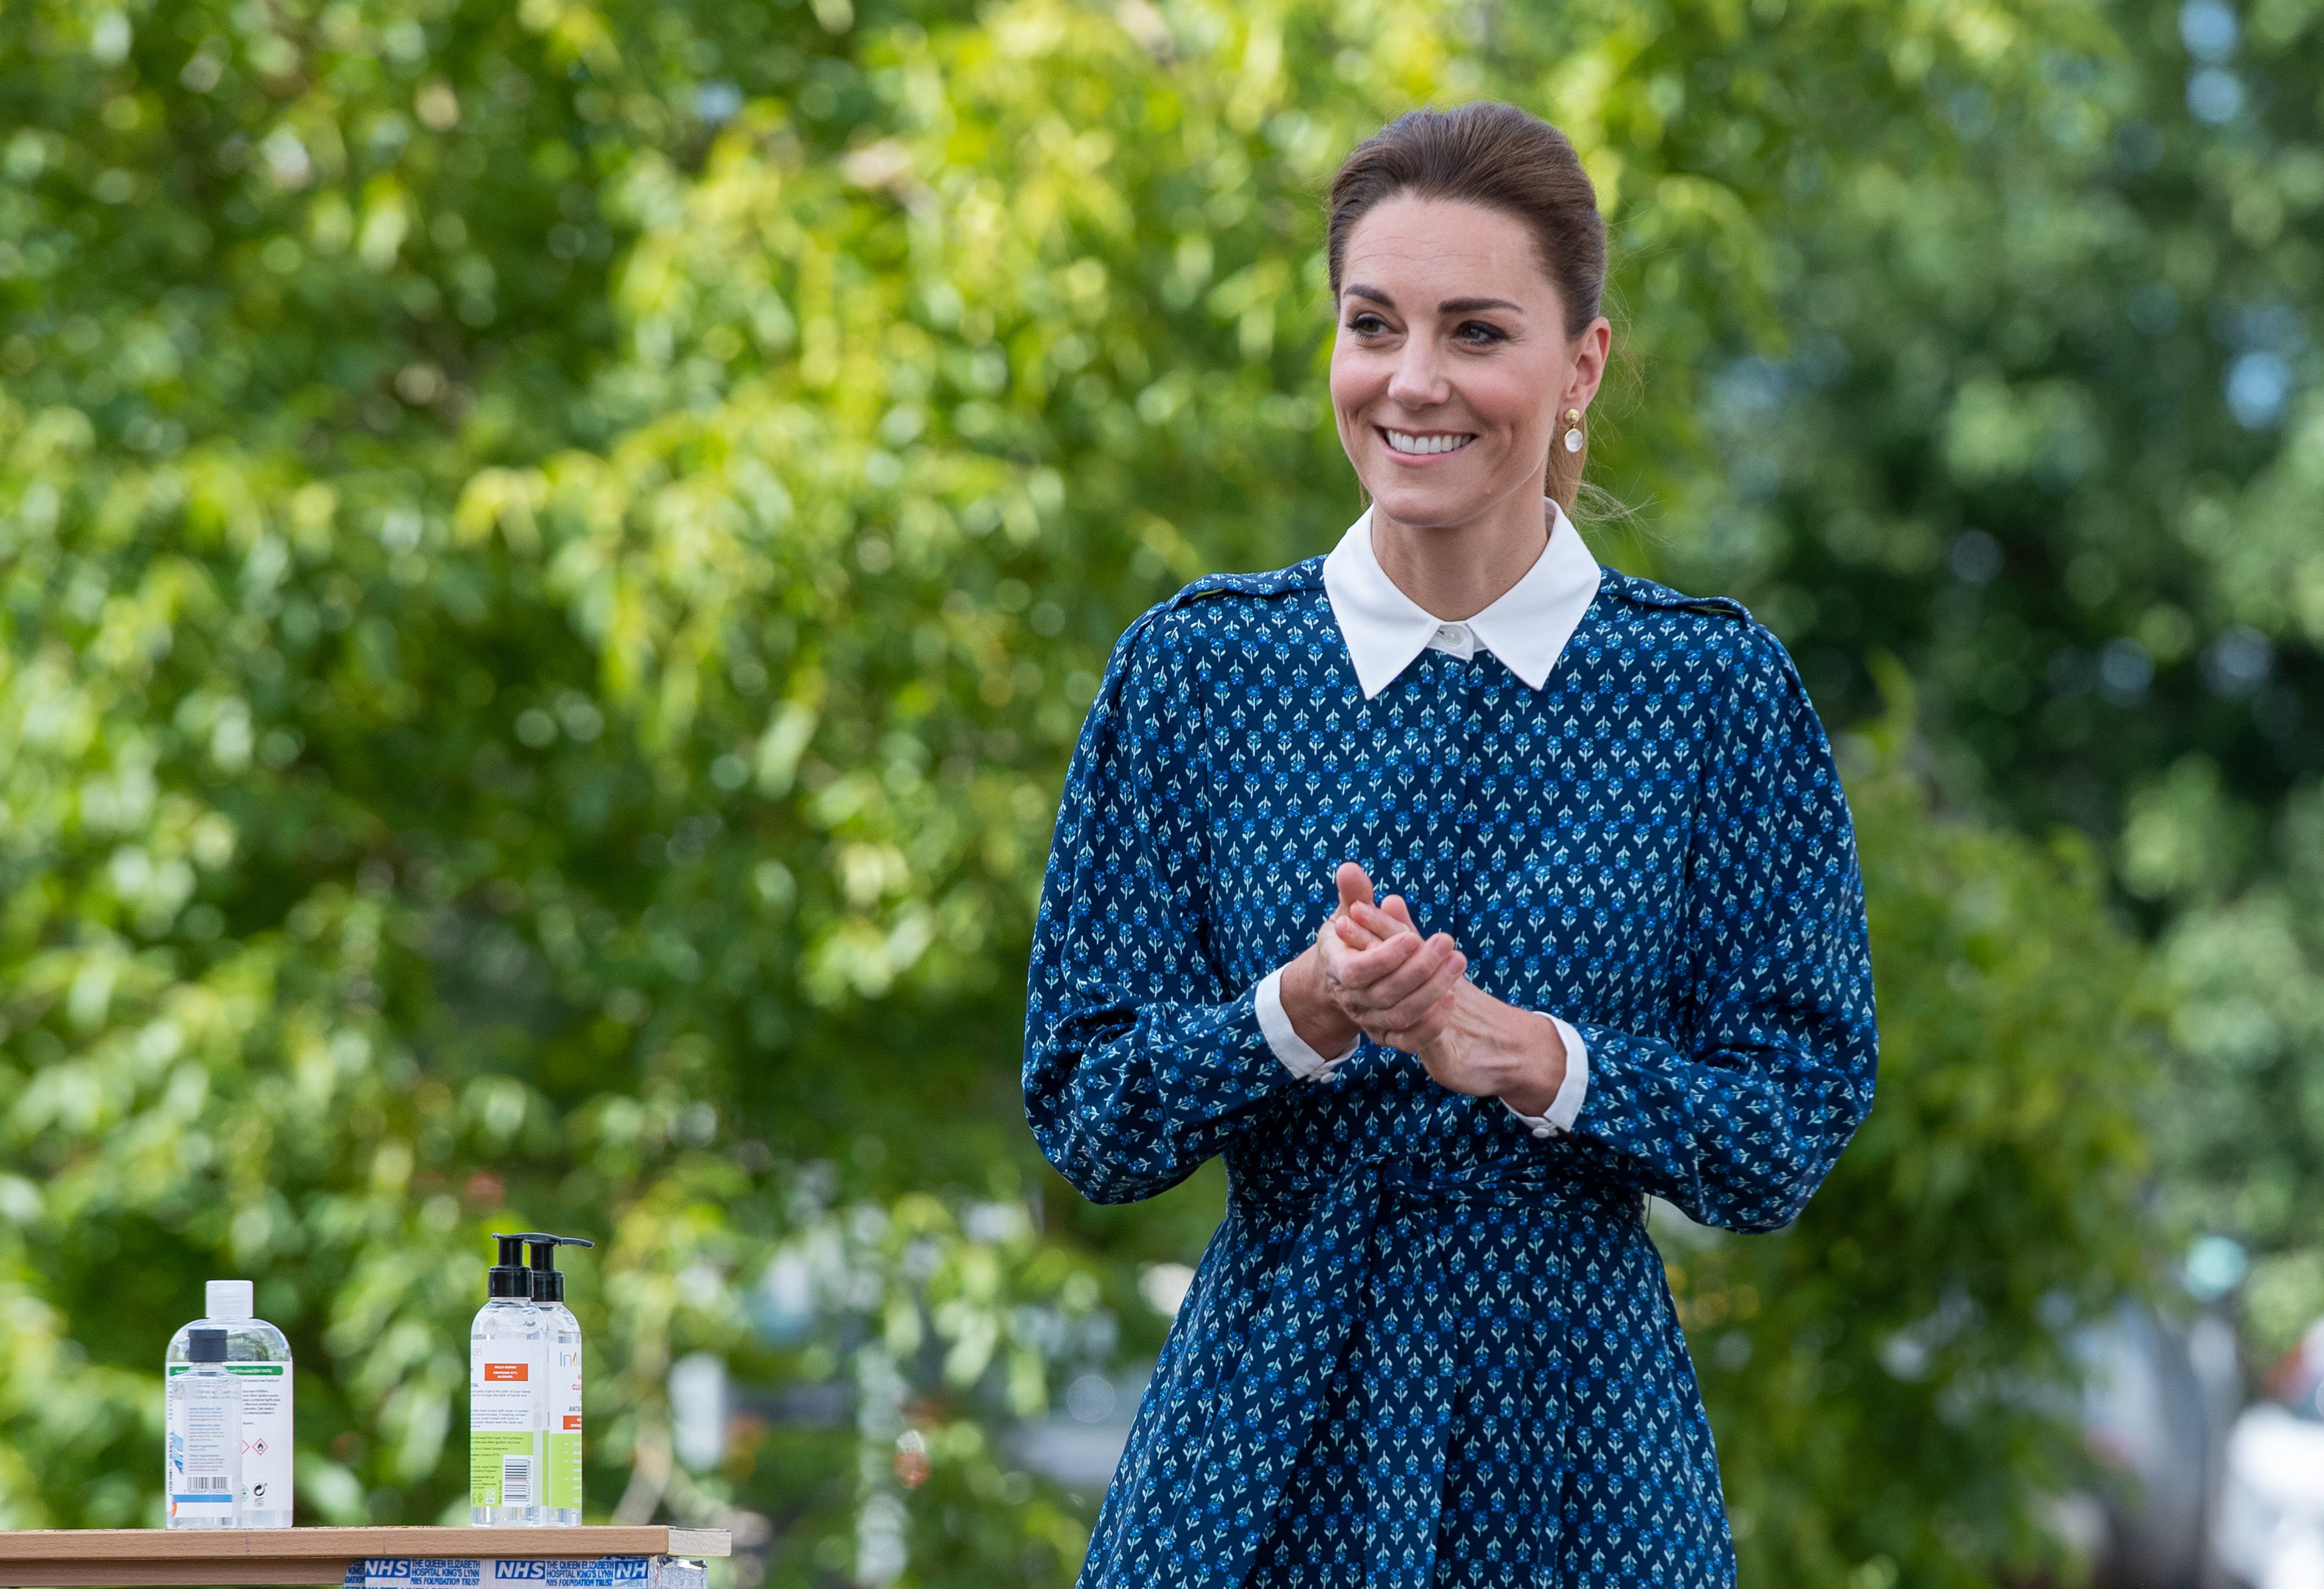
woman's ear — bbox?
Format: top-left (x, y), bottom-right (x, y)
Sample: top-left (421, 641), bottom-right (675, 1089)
top-left (1562, 317), bottom-right (1613, 411)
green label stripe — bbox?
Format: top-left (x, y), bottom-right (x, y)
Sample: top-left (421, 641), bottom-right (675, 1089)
top-left (166, 1364), bottom-right (286, 1376)
top-left (544, 1430), bottom-right (582, 1511)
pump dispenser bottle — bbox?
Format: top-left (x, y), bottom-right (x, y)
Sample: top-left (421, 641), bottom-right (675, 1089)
top-left (470, 1233), bottom-right (544, 1523)
top-left (525, 1234), bottom-right (594, 1525)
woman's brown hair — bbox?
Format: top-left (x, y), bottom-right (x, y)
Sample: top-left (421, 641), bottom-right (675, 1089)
top-left (1327, 102), bottom-right (1607, 515)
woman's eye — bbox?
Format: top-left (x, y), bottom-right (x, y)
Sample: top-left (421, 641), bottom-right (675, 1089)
top-left (1346, 313), bottom-right (1389, 335)
top-left (1455, 321), bottom-right (1508, 345)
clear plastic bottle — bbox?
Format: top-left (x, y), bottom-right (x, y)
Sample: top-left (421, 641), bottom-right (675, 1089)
top-left (166, 1280), bottom-right (294, 1527)
top-left (527, 1235), bottom-right (594, 1525)
top-left (470, 1233), bottom-right (544, 1525)
top-left (166, 1328), bottom-right (242, 1528)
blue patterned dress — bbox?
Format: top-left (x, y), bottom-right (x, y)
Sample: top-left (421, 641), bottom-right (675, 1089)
top-left (1023, 550), bottom-right (1876, 1588)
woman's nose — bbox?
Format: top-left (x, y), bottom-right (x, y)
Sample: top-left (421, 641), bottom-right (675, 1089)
top-left (1386, 343), bottom-right (1449, 408)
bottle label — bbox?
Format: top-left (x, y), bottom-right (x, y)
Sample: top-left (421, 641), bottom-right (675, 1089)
top-left (166, 1379), bottom-right (239, 1520)
top-left (169, 1363), bottom-right (290, 1519)
top-left (470, 1338), bottom-right (542, 1508)
top-left (544, 1340), bottom-right (582, 1512)
top-left (470, 1433), bottom-right (533, 1507)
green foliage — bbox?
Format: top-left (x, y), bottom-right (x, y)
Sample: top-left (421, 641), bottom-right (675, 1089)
top-left (1629, 0), bottom-right (2324, 1349)
top-left (0, 0), bottom-right (2194, 1580)
top-left (2146, 776), bottom-right (2324, 1359)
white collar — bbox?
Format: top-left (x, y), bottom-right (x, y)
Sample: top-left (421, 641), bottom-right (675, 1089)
top-left (1321, 500), bottom-right (1602, 699)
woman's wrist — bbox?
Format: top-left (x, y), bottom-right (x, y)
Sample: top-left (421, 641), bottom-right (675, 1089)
top-left (1492, 1001), bottom-right (1568, 1116)
top-left (1280, 944), bottom-right (1361, 1059)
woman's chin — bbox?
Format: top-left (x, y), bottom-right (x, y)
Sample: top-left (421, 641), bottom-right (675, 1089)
top-left (1365, 470), bottom-right (1497, 531)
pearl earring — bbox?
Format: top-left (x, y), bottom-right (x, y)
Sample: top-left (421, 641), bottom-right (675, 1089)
top-left (1561, 408), bottom-right (1584, 454)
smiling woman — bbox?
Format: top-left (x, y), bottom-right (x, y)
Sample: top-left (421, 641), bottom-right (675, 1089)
top-left (1025, 102), bottom-right (1877, 1589)
top-left (1324, 109), bottom-right (1610, 627)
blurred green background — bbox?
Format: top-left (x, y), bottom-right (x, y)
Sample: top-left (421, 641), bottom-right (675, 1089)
top-left (1, 0), bottom-right (2319, 1581)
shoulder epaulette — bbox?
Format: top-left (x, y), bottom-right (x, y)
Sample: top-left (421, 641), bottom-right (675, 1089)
top-left (1598, 570), bottom-right (1754, 626)
top-left (1157, 558), bottom-right (1325, 614)
top-left (1671, 596), bottom-right (1751, 622)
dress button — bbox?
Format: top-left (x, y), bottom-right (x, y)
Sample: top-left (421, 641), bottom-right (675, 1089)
top-left (1531, 1126), bottom-right (1551, 1140)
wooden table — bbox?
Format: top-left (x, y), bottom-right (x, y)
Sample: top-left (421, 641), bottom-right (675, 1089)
top-left (0, 1528), bottom-right (731, 1587)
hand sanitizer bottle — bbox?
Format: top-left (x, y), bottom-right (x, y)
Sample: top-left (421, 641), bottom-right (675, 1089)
top-left (525, 1235), bottom-right (594, 1525)
top-left (471, 1233), bottom-right (544, 1524)
top-left (166, 1281), bottom-right (295, 1527)
top-left (166, 1328), bottom-right (242, 1528)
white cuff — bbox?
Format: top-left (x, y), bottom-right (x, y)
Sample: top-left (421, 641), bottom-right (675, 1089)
top-left (1501, 1015), bottom-right (1589, 1139)
top-left (1254, 966), bottom-right (1359, 1080)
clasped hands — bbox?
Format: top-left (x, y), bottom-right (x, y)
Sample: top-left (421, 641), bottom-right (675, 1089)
top-left (1277, 862), bottom-right (1567, 1118)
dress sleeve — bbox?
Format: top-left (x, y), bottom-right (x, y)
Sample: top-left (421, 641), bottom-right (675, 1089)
top-left (1564, 632), bottom-right (1877, 1233)
top-left (1023, 608), bottom-right (1307, 1205)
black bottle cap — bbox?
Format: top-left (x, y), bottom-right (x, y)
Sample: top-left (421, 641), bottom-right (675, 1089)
top-left (523, 1234), bottom-right (595, 1303)
top-left (489, 1232), bottom-right (533, 1299)
top-left (189, 1327), bottom-right (229, 1363)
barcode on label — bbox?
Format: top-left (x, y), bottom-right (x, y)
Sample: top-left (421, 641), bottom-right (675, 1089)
top-left (185, 1476), bottom-right (232, 1492)
top-left (501, 1455), bottom-right (533, 1505)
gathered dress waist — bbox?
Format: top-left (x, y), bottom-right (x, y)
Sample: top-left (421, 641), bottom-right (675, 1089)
top-left (1228, 1147), bottom-right (1648, 1225)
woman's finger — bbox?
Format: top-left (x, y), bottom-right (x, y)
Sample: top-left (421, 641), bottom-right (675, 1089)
top-left (1318, 908), bottom-right (1382, 960)
top-left (1332, 930), bottom-right (1436, 993)
top-left (1332, 924), bottom-right (1427, 979)
top-left (1372, 952), bottom-right (1466, 1030)
top-left (1384, 988), bottom-right (1462, 1054)
top-left (1335, 861), bottom-right (1374, 916)
top-left (1352, 934), bottom-right (1461, 1008)
top-left (1349, 900), bottom-right (1418, 942)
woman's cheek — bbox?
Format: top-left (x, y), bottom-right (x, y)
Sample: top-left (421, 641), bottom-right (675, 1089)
top-left (1473, 369), bottom-right (1535, 430)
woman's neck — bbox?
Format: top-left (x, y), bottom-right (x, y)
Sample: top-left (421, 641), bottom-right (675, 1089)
top-left (1368, 485), bottom-right (1554, 622)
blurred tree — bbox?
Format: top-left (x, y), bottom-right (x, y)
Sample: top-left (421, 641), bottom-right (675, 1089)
top-left (1618, 0), bottom-right (2324, 1351)
top-left (0, 0), bottom-right (2171, 1583)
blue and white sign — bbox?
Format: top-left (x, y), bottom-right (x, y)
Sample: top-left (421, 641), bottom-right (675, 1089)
top-left (344, 1558), bottom-right (699, 1589)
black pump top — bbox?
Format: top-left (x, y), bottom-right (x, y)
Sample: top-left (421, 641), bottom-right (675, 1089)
top-left (523, 1233), bottom-right (594, 1303)
top-left (487, 1232), bottom-right (533, 1299)
top-left (188, 1327), bottom-right (228, 1363)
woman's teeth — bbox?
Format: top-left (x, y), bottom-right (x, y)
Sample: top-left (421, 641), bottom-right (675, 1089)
top-left (1383, 430), bottom-right (1474, 456)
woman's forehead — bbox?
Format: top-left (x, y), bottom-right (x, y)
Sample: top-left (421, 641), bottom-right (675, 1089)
top-left (1339, 195), bottom-right (1551, 301)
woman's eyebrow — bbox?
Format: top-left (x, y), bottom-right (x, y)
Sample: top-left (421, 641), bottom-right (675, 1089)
top-left (1341, 286), bottom-right (1525, 315)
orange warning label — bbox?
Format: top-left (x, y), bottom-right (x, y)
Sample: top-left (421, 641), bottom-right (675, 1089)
top-left (483, 1363), bottom-right (529, 1382)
